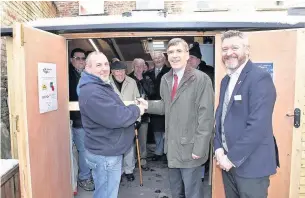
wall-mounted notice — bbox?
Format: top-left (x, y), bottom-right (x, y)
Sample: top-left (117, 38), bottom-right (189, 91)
top-left (38, 63), bottom-right (58, 113)
top-left (253, 62), bottom-right (274, 80)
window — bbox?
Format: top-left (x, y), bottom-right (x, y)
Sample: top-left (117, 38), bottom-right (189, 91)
top-left (142, 39), bottom-right (168, 53)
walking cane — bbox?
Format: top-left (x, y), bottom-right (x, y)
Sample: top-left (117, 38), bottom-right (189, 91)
top-left (135, 129), bottom-right (143, 186)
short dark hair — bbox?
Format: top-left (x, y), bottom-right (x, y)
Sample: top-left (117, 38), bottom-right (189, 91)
top-left (70, 48), bottom-right (86, 58)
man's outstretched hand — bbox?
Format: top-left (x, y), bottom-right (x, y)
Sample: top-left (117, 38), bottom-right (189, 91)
top-left (136, 98), bottom-right (148, 110)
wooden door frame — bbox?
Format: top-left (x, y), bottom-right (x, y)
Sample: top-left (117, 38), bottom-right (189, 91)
top-left (8, 23), bottom-right (33, 198)
top-left (60, 31), bottom-right (217, 39)
top-left (6, 37), bottom-right (19, 159)
top-left (289, 29), bottom-right (305, 198)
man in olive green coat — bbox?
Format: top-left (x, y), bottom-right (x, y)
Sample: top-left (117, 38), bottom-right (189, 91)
top-left (137, 38), bottom-right (214, 198)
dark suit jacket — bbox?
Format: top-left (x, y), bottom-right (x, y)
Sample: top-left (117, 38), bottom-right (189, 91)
top-left (198, 61), bottom-right (215, 88)
top-left (69, 64), bottom-right (82, 128)
top-left (214, 60), bottom-right (278, 178)
top-left (144, 66), bottom-right (170, 132)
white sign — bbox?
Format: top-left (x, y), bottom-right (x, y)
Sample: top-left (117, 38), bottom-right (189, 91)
top-left (38, 63), bottom-right (58, 113)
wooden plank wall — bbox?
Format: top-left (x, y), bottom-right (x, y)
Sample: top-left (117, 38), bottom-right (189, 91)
top-left (0, 165), bottom-right (21, 198)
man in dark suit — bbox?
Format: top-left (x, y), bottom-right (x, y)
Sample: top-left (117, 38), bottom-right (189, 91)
top-left (214, 30), bottom-right (278, 198)
top-left (144, 51), bottom-right (170, 161)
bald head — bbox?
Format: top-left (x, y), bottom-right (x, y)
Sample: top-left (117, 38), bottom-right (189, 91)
top-left (85, 51), bottom-right (110, 82)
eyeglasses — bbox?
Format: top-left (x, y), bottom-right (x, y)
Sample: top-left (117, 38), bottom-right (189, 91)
top-left (73, 56), bottom-right (86, 61)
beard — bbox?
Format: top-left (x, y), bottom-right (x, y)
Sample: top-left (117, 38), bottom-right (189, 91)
top-left (223, 55), bottom-right (247, 73)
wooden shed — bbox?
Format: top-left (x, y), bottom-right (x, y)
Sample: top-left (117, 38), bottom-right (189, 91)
top-left (1, 11), bottom-right (305, 198)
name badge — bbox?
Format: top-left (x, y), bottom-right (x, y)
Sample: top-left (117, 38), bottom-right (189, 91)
top-left (234, 95), bottom-right (242, 101)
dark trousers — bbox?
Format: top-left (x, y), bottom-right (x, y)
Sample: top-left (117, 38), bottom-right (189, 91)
top-left (222, 169), bottom-right (270, 198)
top-left (168, 166), bottom-right (203, 198)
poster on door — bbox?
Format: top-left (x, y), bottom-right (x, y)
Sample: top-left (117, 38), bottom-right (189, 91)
top-left (253, 62), bottom-right (274, 81)
top-left (38, 63), bottom-right (58, 114)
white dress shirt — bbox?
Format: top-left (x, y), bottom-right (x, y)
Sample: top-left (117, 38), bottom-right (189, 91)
top-left (172, 67), bottom-right (186, 88)
top-left (226, 59), bottom-right (248, 100)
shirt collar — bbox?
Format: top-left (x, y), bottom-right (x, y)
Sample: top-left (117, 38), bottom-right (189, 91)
top-left (155, 67), bottom-right (162, 71)
top-left (173, 66), bottom-right (186, 80)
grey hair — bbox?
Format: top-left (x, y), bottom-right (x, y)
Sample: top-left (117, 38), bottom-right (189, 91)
top-left (221, 30), bottom-right (249, 46)
top-left (151, 51), bottom-right (165, 58)
top-left (167, 38), bottom-right (189, 52)
top-left (132, 58), bottom-right (145, 68)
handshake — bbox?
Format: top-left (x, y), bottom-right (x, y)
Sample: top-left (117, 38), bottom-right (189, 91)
top-left (135, 98), bottom-right (148, 116)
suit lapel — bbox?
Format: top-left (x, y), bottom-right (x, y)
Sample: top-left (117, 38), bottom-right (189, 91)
top-left (225, 60), bottom-right (253, 116)
top-left (219, 76), bottom-right (230, 110)
top-left (164, 69), bottom-right (173, 98)
top-left (121, 78), bottom-right (129, 94)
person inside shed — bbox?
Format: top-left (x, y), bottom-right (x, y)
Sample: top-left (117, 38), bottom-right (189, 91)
top-left (68, 48), bottom-right (94, 191)
top-left (111, 57), bottom-right (120, 63)
top-left (129, 58), bottom-right (155, 171)
top-left (110, 61), bottom-right (141, 181)
top-left (144, 51), bottom-right (170, 161)
top-left (137, 38), bottom-right (214, 198)
top-left (77, 51), bottom-right (145, 198)
top-left (187, 42), bottom-right (215, 86)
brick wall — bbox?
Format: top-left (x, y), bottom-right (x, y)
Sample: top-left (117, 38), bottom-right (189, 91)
top-left (0, 1), bottom-right (57, 159)
top-left (54, 1), bottom-right (186, 17)
top-left (53, 1), bottom-right (79, 17)
top-left (104, 1), bottom-right (136, 15)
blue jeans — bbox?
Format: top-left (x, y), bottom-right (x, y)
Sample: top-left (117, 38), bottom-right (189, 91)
top-left (154, 132), bottom-right (164, 156)
top-left (85, 150), bottom-right (122, 198)
top-left (72, 127), bottom-right (91, 180)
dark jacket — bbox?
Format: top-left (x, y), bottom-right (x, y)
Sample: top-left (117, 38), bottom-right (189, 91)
top-left (129, 71), bottom-right (155, 123)
top-left (144, 66), bottom-right (170, 132)
top-left (69, 64), bottom-right (82, 128)
top-left (198, 61), bottom-right (215, 88)
top-left (214, 60), bottom-right (279, 178)
top-left (78, 71), bottom-right (140, 156)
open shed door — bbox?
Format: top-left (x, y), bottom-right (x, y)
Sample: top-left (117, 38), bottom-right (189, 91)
top-left (213, 28), bottom-right (305, 198)
top-left (11, 23), bottom-right (71, 198)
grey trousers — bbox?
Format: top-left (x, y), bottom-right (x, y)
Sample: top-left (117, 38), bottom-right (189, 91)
top-left (222, 170), bottom-right (270, 198)
top-left (123, 145), bottom-right (135, 174)
top-left (138, 123), bottom-right (148, 166)
top-left (168, 166), bottom-right (204, 198)
top-left (154, 131), bottom-right (164, 156)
